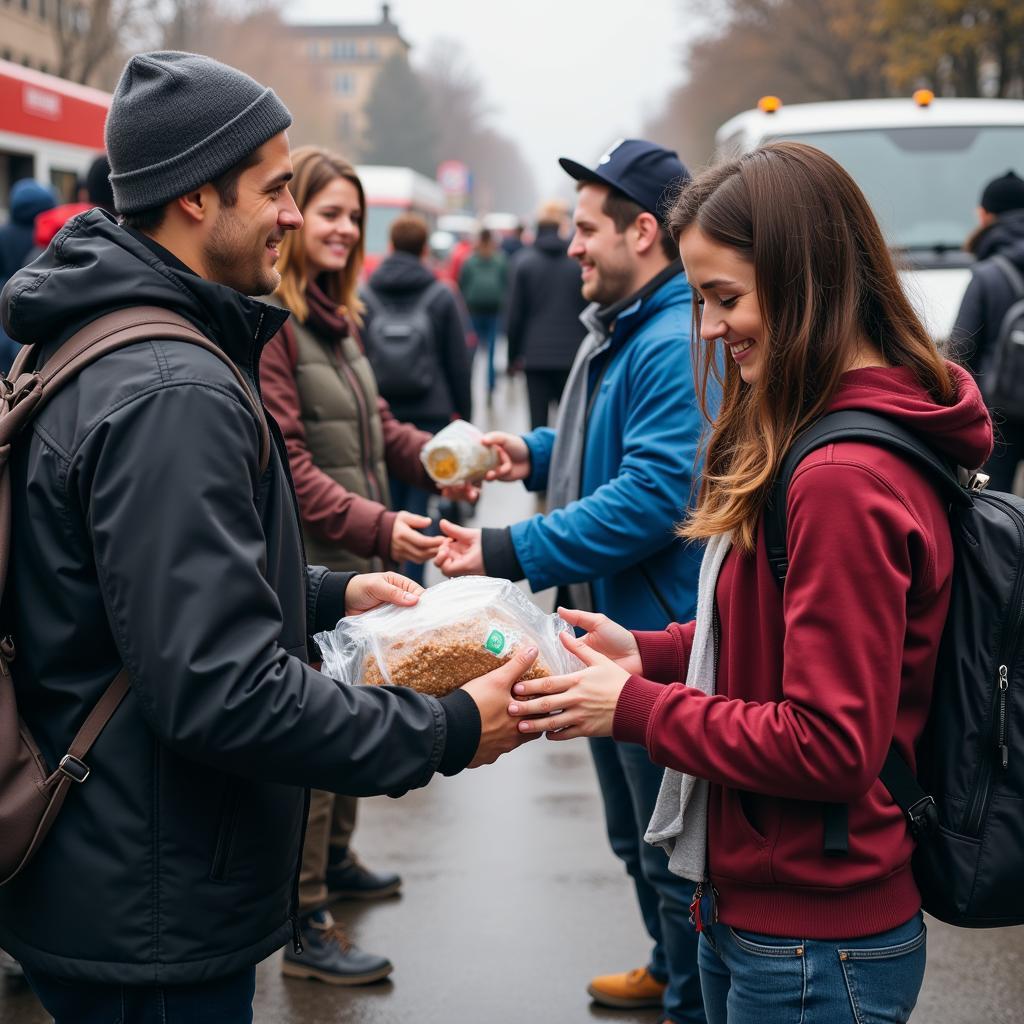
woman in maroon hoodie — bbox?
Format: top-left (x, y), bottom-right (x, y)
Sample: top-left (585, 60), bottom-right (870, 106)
top-left (507, 143), bottom-right (993, 1023)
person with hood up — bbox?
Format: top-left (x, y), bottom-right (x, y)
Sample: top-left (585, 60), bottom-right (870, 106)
top-left (952, 169), bottom-right (1024, 491)
top-left (507, 142), bottom-right (993, 1024)
top-left (361, 211), bottom-right (473, 582)
top-left (506, 200), bottom-right (588, 430)
top-left (0, 178), bottom-right (56, 371)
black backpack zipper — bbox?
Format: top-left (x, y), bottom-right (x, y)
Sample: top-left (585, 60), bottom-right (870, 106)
top-left (961, 493), bottom-right (1023, 836)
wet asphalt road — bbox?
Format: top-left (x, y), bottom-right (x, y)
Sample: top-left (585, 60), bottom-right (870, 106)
top-left (3, 363), bottom-right (1024, 1023)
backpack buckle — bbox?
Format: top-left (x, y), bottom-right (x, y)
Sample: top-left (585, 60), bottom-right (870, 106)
top-left (58, 754), bottom-right (90, 784)
top-left (906, 795), bottom-right (937, 839)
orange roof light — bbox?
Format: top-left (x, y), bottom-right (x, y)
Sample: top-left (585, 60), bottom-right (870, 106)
top-left (913, 89), bottom-right (935, 108)
top-left (758, 95), bottom-right (782, 114)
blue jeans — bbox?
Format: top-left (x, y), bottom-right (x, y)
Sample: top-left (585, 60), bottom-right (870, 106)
top-left (590, 737), bottom-right (705, 1024)
top-left (698, 912), bottom-right (926, 1024)
top-left (470, 312), bottom-right (500, 395)
top-left (23, 964), bottom-right (256, 1024)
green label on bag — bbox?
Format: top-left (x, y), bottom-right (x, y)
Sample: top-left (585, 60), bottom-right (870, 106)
top-left (484, 629), bottom-right (506, 655)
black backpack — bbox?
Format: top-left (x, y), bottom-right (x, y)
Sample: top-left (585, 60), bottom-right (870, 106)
top-left (764, 410), bottom-right (1023, 928)
top-left (361, 281), bottom-right (445, 400)
top-left (980, 255), bottom-right (1024, 420)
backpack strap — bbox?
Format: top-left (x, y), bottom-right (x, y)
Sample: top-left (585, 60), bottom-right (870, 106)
top-left (763, 410), bottom-right (969, 586)
top-left (1, 306), bottom-right (270, 475)
top-left (992, 254), bottom-right (1024, 299)
top-left (763, 409), bottom-right (957, 853)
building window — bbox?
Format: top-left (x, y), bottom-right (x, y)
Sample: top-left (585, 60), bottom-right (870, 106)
top-left (331, 39), bottom-right (358, 60)
top-left (306, 39), bottom-right (319, 60)
top-left (333, 72), bottom-right (355, 96)
top-left (366, 40), bottom-right (379, 59)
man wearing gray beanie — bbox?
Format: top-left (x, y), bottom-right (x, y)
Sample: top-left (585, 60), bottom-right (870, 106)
top-left (0, 51), bottom-right (530, 1022)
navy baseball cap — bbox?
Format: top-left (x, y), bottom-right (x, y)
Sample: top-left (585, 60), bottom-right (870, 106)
top-left (559, 139), bottom-right (690, 222)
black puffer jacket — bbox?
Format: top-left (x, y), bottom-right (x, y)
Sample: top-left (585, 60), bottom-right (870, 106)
top-left (506, 226), bottom-right (587, 371)
top-left (0, 210), bottom-right (478, 983)
top-left (952, 209), bottom-right (1024, 381)
top-left (362, 252), bottom-right (472, 428)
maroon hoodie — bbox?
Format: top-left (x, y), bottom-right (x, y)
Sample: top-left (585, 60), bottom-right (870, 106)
top-left (614, 363), bottom-right (993, 939)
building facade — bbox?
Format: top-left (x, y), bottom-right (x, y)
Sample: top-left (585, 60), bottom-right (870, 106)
top-left (0, 0), bottom-right (60, 74)
top-left (288, 2), bottom-right (409, 155)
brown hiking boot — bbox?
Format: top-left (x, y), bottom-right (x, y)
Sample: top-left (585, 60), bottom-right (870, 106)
top-left (587, 966), bottom-right (667, 1009)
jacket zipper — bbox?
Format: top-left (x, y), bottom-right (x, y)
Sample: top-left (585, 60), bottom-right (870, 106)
top-left (335, 344), bottom-right (384, 507)
top-left (289, 786), bottom-right (311, 954)
top-left (961, 493), bottom-right (1023, 835)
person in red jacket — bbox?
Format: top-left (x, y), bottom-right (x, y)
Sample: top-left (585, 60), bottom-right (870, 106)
top-left (506, 142), bottom-right (994, 1023)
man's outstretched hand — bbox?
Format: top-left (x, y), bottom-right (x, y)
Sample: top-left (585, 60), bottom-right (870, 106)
top-left (461, 645), bottom-right (541, 767)
top-left (344, 572), bottom-right (423, 616)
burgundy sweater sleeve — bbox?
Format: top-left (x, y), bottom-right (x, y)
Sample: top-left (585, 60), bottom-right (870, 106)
top-left (628, 461), bottom-right (923, 803)
top-left (614, 621), bottom-right (696, 745)
top-left (260, 327), bottom-right (394, 561)
top-left (378, 397), bottom-right (436, 490)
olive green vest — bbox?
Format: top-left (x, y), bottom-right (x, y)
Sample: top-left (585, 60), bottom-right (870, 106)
top-left (286, 312), bottom-right (391, 573)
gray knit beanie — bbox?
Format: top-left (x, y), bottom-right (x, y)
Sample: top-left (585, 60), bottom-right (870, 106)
top-left (106, 51), bottom-right (292, 215)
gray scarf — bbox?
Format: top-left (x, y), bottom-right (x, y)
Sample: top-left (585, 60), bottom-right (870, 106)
top-left (644, 531), bottom-right (733, 882)
top-left (543, 302), bottom-right (613, 612)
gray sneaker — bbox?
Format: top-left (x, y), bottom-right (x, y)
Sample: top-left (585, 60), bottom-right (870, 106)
top-left (281, 909), bottom-right (393, 986)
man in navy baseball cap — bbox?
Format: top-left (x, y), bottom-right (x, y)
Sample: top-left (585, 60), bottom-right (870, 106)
top-left (559, 138), bottom-right (690, 223)
top-left (435, 137), bottom-right (707, 1023)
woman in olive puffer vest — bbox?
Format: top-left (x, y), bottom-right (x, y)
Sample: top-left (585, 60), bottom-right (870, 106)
top-left (261, 147), bottom-right (444, 576)
top-left (259, 147), bottom-right (445, 980)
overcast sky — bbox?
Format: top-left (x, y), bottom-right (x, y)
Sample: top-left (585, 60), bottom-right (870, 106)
top-left (289, 0), bottom-right (697, 199)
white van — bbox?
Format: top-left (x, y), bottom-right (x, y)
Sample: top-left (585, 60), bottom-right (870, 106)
top-left (716, 95), bottom-right (1024, 344)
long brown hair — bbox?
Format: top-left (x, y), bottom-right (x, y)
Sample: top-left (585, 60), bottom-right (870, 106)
top-left (276, 146), bottom-right (366, 325)
top-left (670, 142), bottom-right (954, 551)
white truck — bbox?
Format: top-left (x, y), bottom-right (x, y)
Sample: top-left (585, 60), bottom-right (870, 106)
top-left (716, 94), bottom-right (1024, 345)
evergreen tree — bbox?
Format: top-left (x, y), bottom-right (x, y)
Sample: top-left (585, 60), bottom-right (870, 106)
top-left (361, 52), bottom-right (440, 177)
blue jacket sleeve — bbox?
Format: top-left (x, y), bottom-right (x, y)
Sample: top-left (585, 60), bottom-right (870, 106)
top-left (510, 331), bottom-right (700, 591)
top-left (521, 426), bottom-right (556, 492)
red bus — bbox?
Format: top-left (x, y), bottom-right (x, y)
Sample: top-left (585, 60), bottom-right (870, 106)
top-left (0, 58), bottom-right (110, 212)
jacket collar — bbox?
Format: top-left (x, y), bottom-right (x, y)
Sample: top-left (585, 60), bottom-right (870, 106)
top-left (581, 261), bottom-right (687, 343)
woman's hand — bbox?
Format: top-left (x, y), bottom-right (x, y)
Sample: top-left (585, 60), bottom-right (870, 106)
top-left (506, 632), bottom-right (631, 740)
top-left (344, 571), bottom-right (423, 616)
top-left (558, 607), bottom-right (642, 676)
top-left (390, 510), bottom-right (445, 565)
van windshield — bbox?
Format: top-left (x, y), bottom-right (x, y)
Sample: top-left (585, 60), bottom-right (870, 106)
top-left (767, 125), bottom-right (1024, 251)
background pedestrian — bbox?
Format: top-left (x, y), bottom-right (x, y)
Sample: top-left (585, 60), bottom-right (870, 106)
top-left (952, 169), bottom-right (1024, 492)
top-left (506, 199), bottom-right (587, 431)
top-left (459, 227), bottom-right (508, 400)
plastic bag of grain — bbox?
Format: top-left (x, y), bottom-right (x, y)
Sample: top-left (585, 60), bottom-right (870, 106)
top-left (315, 576), bottom-right (583, 697)
top-left (420, 420), bottom-right (499, 486)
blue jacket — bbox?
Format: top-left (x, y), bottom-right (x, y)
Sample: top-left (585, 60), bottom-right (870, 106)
top-left (508, 271), bottom-right (703, 630)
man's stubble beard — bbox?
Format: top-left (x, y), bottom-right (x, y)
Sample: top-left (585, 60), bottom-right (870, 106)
top-left (204, 208), bottom-right (280, 297)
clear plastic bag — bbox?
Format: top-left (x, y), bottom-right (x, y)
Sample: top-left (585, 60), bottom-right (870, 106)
top-left (420, 420), bottom-right (499, 486)
top-left (315, 577), bottom-right (583, 698)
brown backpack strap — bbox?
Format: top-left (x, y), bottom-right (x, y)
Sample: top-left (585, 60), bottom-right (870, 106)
top-left (2, 306), bottom-right (271, 474)
top-left (10, 669), bottom-right (133, 877)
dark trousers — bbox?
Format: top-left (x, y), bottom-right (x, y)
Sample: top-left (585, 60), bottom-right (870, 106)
top-left (525, 368), bottom-right (571, 431)
top-left (23, 964), bottom-right (256, 1024)
top-left (986, 414), bottom-right (1024, 493)
top-left (589, 737), bottom-right (705, 1023)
